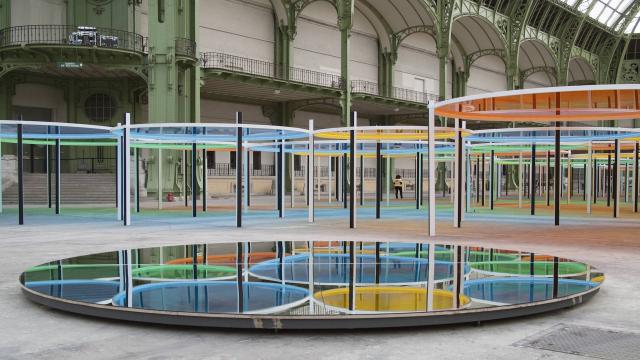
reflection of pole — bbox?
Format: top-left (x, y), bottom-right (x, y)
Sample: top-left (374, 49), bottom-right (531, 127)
top-left (116, 128), bottom-right (122, 222)
top-left (191, 142), bottom-right (197, 218)
top-left (348, 241), bottom-right (356, 312)
top-left (376, 142), bottom-right (381, 219)
top-left (554, 126), bottom-right (560, 226)
top-left (308, 241), bottom-right (314, 313)
top-left (428, 102), bottom-right (436, 236)
top-left (386, 146), bottom-right (390, 206)
top-left (531, 144), bottom-right (536, 215)
top-left (635, 142), bottom-right (639, 213)
top-left (427, 242), bottom-right (435, 311)
top-left (291, 152), bottom-right (295, 208)
top-left (614, 139), bottom-right (620, 218)
top-left (490, 150), bottom-right (495, 210)
top-left (203, 147), bottom-right (208, 212)
top-left (328, 155), bottom-right (332, 204)
top-left (157, 148), bottom-right (162, 210)
top-left (360, 154), bottom-right (364, 206)
top-left (236, 242), bottom-right (244, 313)
top-left (454, 118), bottom-right (461, 228)
top-left (518, 152), bottom-right (523, 209)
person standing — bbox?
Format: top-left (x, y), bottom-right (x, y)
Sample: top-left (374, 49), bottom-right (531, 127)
top-left (393, 175), bottom-right (404, 199)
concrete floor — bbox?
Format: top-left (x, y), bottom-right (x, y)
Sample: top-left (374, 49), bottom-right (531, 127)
top-left (1, 201), bottom-right (639, 359)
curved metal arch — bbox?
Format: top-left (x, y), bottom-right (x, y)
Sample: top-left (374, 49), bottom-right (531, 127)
top-left (289, 97), bottom-right (341, 112)
top-left (288, 0), bottom-right (339, 23)
top-left (464, 48), bottom-right (508, 75)
top-left (355, 1), bottom-right (394, 51)
top-left (568, 56), bottom-right (597, 82)
top-left (391, 25), bottom-right (438, 56)
top-left (449, 14), bottom-right (509, 52)
top-left (0, 64), bottom-right (41, 80)
top-left (519, 66), bottom-right (558, 87)
top-left (518, 38), bottom-right (559, 70)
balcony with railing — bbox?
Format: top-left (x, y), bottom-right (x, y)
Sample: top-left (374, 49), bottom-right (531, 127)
top-left (208, 163), bottom-right (275, 177)
top-left (201, 52), bottom-right (344, 90)
top-left (0, 25), bottom-right (146, 53)
top-left (175, 37), bottom-right (197, 58)
top-left (351, 80), bottom-right (438, 105)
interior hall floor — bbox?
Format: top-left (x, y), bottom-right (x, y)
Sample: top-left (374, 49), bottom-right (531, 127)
top-left (0, 201), bottom-right (639, 359)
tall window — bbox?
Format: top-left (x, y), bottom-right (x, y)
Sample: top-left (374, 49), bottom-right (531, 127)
top-left (253, 152), bottom-right (261, 170)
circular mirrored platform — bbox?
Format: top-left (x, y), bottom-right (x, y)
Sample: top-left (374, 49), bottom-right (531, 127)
top-left (20, 240), bottom-right (603, 329)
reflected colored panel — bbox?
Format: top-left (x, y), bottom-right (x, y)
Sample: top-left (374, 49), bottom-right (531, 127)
top-left (25, 280), bottom-right (119, 303)
top-left (464, 278), bottom-right (597, 305)
top-left (112, 281), bottom-right (308, 314)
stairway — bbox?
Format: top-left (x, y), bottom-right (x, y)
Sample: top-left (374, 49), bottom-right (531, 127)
top-left (2, 173), bottom-right (116, 205)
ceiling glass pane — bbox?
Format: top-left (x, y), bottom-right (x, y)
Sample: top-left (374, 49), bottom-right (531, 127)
top-left (558, 0), bottom-right (634, 30)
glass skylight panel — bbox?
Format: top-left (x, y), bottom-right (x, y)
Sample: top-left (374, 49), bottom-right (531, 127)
top-left (559, 0), bottom-right (634, 29)
top-left (625, 14), bottom-right (640, 33)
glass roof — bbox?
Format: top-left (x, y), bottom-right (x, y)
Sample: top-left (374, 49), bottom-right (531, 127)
top-left (559, 0), bottom-right (636, 31)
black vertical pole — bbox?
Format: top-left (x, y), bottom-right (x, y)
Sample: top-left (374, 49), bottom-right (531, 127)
top-left (614, 139), bottom-right (618, 218)
top-left (375, 242), bottom-right (381, 284)
top-left (335, 157), bottom-right (339, 202)
top-left (607, 153), bottom-right (611, 207)
top-left (17, 124), bottom-right (24, 225)
top-left (55, 137), bottom-right (60, 215)
top-left (546, 150), bottom-right (551, 206)
top-left (635, 142), bottom-right (639, 213)
top-left (192, 142), bottom-right (197, 218)
top-left (359, 154), bottom-right (364, 206)
top-left (278, 142), bottom-right (283, 218)
top-left (236, 242), bottom-right (243, 313)
top-left (236, 112), bottom-right (242, 228)
top-left (416, 151), bottom-right (420, 209)
top-left (505, 165), bottom-right (509, 196)
top-left (247, 151), bottom-right (251, 207)
top-left (47, 129), bottom-right (52, 209)
top-left (476, 157), bottom-right (480, 203)
top-left (202, 148), bottom-right (207, 212)
top-left (343, 153), bottom-right (347, 209)
top-left (349, 112), bottom-right (355, 229)
top-left (555, 126), bottom-right (560, 226)
top-left (184, 150), bottom-right (188, 208)
top-left (490, 150), bottom-right (494, 210)
top-left (420, 153), bottom-right (424, 206)
top-left (481, 153), bottom-right (485, 206)
top-left (552, 256), bottom-right (559, 299)
top-left (594, 159), bottom-right (598, 204)
top-left (135, 148), bottom-right (140, 213)
top-left (376, 142), bottom-right (381, 219)
top-left (531, 143), bottom-right (536, 215)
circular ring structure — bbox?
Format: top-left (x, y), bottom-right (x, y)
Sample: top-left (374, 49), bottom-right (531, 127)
top-left (20, 241), bottom-right (603, 330)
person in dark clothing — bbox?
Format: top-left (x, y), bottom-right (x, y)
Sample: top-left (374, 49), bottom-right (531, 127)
top-left (393, 175), bottom-right (404, 199)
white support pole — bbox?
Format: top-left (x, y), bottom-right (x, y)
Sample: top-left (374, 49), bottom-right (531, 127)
top-left (624, 159), bottom-right (629, 203)
top-left (308, 120), bottom-right (314, 223)
top-left (126, 249), bottom-right (133, 308)
top-left (386, 146), bottom-right (390, 206)
top-left (567, 151), bottom-right (572, 204)
top-left (428, 102), bottom-right (436, 237)
top-left (308, 241), bottom-right (315, 313)
top-left (281, 139), bottom-right (285, 218)
top-left (453, 118), bottom-right (459, 227)
top-left (291, 151), bottom-right (295, 208)
top-left (124, 114), bottom-right (131, 226)
top-left (244, 147), bottom-right (249, 213)
top-left (497, 159), bottom-right (502, 198)
top-left (518, 152), bottom-right (523, 209)
top-left (587, 141), bottom-right (593, 215)
top-left (337, 156), bottom-right (342, 202)
top-left (427, 242), bottom-right (435, 311)
top-left (462, 121), bottom-right (467, 220)
top-left (116, 125), bottom-right (122, 221)
top-left (158, 148), bottom-right (163, 210)
top-left (317, 154), bottom-right (321, 202)
top-left (328, 155), bottom-right (332, 204)
top-left (616, 140), bottom-right (621, 217)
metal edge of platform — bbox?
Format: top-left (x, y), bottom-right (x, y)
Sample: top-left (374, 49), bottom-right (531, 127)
top-left (20, 284), bottom-right (600, 330)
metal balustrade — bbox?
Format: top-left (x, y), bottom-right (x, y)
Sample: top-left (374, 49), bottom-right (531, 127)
top-left (201, 52), bottom-right (344, 89)
top-left (207, 163), bottom-right (275, 177)
top-left (351, 79), bottom-right (438, 104)
top-left (0, 25), bottom-right (146, 53)
top-left (175, 37), bottom-right (197, 58)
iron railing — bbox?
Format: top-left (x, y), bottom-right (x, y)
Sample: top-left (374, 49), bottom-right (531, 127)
top-left (0, 25), bottom-right (146, 53)
top-left (175, 37), bottom-right (196, 58)
top-left (208, 163), bottom-right (275, 177)
top-left (351, 79), bottom-right (438, 104)
top-left (201, 52), bottom-right (344, 89)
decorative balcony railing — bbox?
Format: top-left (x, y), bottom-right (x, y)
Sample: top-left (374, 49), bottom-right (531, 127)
top-left (208, 163), bottom-right (275, 177)
top-left (351, 79), bottom-right (439, 104)
top-left (0, 25), bottom-right (146, 53)
top-left (201, 52), bottom-right (344, 90)
top-left (175, 37), bottom-right (196, 58)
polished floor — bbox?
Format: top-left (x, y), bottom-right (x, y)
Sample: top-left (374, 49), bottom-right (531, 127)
top-left (1, 199), bottom-right (639, 359)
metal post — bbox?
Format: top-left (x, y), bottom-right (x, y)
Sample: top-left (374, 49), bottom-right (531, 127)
top-left (236, 242), bottom-right (244, 313)
top-left (360, 154), bottom-right (364, 206)
top-left (531, 143), bottom-right (536, 215)
top-left (183, 150), bottom-right (188, 208)
top-left (280, 139), bottom-right (285, 218)
top-left (567, 151), bottom-right (572, 204)
top-left (291, 152), bottom-right (295, 208)
top-left (116, 128), bottom-right (122, 221)
top-left (244, 148), bottom-right (249, 212)
top-left (46, 134), bottom-right (51, 209)
top-left (552, 256), bottom-right (559, 299)
top-left (481, 153), bottom-right (486, 207)
top-left (17, 124), bottom-right (24, 225)
top-left (328, 155), bottom-right (332, 204)
top-left (614, 139), bottom-right (619, 218)
top-left (427, 242), bottom-right (435, 311)
top-left (490, 150), bottom-right (495, 210)
top-left (546, 150), bottom-right (551, 206)
top-left (386, 146), bottom-right (390, 206)
top-left (607, 152), bottom-right (612, 207)
top-left (55, 134), bottom-right (61, 214)
top-left (236, 112), bottom-right (243, 228)
top-left (635, 142), bottom-right (639, 213)
top-left (454, 118), bottom-right (462, 228)
top-left (308, 120), bottom-right (314, 223)
top-left (416, 151), bottom-right (420, 210)
top-left (124, 114), bottom-right (131, 226)
top-left (135, 147), bottom-right (140, 213)
top-left (203, 148), bottom-right (207, 212)
top-left (555, 126), bottom-right (560, 226)
top-left (428, 102), bottom-right (436, 236)
top-left (587, 141), bottom-right (592, 215)
top-left (349, 112), bottom-right (357, 229)
top-left (157, 148), bottom-right (162, 210)
top-left (191, 142), bottom-right (197, 218)
top-left (518, 152), bottom-right (523, 209)
top-left (348, 240), bottom-right (356, 311)
top-left (376, 141), bottom-right (381, 219)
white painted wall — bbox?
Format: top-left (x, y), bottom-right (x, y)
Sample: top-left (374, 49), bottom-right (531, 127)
top-left (11, 0), bottom-right (66, 26)
top-left (466, 55), bottom-right (507, 95)
top-left (12, 84), bottom-right (67, 122)
top-left (395, 33), bottom-right (442, 96)
top-left (293, 2), bottom-right (341, 75)
top-left (199, 0), bottom-right (274, 61)
top-left (523, 71), bottom-right (553, 89)
top-left (201, 99), bottom-right (269, 124)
